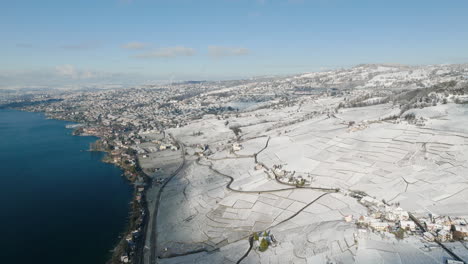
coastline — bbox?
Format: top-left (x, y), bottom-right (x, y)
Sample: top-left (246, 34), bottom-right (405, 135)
top-left (16, 108), bottom-right (149, 264)
top-left (87, 135), bottom-right (149, 264)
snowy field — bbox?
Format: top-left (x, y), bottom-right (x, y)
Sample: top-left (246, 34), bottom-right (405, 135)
top-left (142, 65), bottom-right (468, 264)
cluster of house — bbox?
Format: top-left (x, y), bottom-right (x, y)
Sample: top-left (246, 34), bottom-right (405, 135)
top-left (80, 126), bottom-right (102, 136)
top-left (120, 183), bottom-right (147, 263)
top-left (255, 163), bottom-right (264, 171)
top-left (271, 165), bottom-right (312, 187)
top-left (32, 86), bottom-right (232, 136)
top-left (232, 142), bottom-right (243, 152)
top-left (136, 140), bottom-right (179, 157)
top-left (150, 177), bottom-right (165, 186)
top-left (110, 149), bottom-right (136, 166)
top-left (253, 230), bottom-right (278, 252)
top-left (155, 141), bottom-right (179, 151)
top-left (349, 195), bottom-right (468, 242)
top-left (120, 229), bottom-right (142, 263)
top-left (187, 144), bottom-right (212, 157)
top-left (353, 196), bottom-right (415, 233)
top-left (135, 186), bottom-right (145, 203)
top-left (344, 120), bottom-right (370, 132)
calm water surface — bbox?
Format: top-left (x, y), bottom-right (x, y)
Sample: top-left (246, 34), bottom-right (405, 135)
top-left (0, 109), bottom-right (132, 264)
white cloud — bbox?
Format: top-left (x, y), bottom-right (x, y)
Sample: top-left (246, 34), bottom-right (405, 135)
top-left (55, 64), bottom-right (97, 79)
top-left (121, 42), bottom-right (150, 50)
top-left (55, 64), bottom-right (78, 78)
top-left (208, 46), bottom-right (250, 57)
top-left (61, 41), bottom-right (100, 50)
top-left (134, 46), bottom-right (196, 58)
top-left (0, 67), bottom-right (149, 89)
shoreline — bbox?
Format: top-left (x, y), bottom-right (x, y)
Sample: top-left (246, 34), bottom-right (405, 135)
top-left (15, 108), bottom-right (149, 264)
top-left (70, 125), bottom-right (150, 264)
top-left (89, 138), bottom-right (149, 264)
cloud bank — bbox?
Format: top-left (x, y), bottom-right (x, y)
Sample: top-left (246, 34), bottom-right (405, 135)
top-left (55, 64), bottom-right (98, 79)
top-left (121, 42), bottom-right (149, 50)
top-left (208, 46), bottom-right (250, 57)
top-left (60, 41), bottom-right (101, 50)
top-left (134, 46), bottom-right (196, 58)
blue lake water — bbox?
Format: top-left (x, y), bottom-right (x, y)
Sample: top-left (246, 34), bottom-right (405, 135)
top-left (0, 109), bottom-right (132, 264)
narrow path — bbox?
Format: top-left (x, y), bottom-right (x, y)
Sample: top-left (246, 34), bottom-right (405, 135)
top-left (197, 136), bottom-right (336, 263)
top-left (198, 136), bottom-right (335, 263)
top-left (153, 135), bottom-right (335, 262)
top-left (270, 193), bottom-right (329, 229)
top-left (154, 159), bottom-right (333, 262)
top-left (154, 134), bottom-right (464, 264)
top-left (253, 137), bottom-right (270, 163)
top-left (236, 236), bottom-right (253, 264)
top-left (237, 193), bottom-right (329, 264)
top-left (202, 136), bottom-right (337, 193)
top-left (197, 159), bottom-right (338, 194)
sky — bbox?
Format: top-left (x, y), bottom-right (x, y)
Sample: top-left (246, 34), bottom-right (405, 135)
top-left (1, 0), bottom-right (468, 88)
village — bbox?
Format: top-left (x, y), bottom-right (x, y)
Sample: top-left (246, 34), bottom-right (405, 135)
top-left (348, 192), bottom-right (468, 244)
top-left (271, 164), bottom-right (312, 187)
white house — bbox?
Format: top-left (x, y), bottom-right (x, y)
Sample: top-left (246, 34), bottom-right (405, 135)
top-left (437, 229), bottom-right (452, 242)
top-left (423, 232), bottom-right (435, 242)
top-left (384, 206), bottom-right (409, 221)
top-left (370, 221), bottom-right (390, 231)
top-left (344, 215), bottom-right (354, 223)
top-left (399, 220), bottom-right (416, 231)
top-left (232, 143), bottom-right (242, 152)
top-left (121, 255), bottom-right (129, 263)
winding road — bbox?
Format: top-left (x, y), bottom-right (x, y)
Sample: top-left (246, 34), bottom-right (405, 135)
top-left (146, 133), bottom-right (465, 264)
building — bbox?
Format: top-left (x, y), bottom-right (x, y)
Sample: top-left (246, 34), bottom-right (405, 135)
top-left (232, 143), bottom-right (242, 152)
top-left (360, 196), bottom-right (384, 208)
top-left (120, 254), bottom-right (129, 263)
top-left (384, 206), bottom-right (409, 221)
top-left (369, 221), bottom-right (390, 232)
top-left (446, 260), bottom-right (464, 264)
top-left (344, 215), bottom-right (354, 223)
top-left (423, 232), bottom-right (435, 242)
top-left (437, 230), bottom-right (452, 242)
top-left (399, 220), bottom-right (416, 231)
top-left (425, 222), bottom-right (444, 232)
top-left (452, 225), bottom-right (468, 240)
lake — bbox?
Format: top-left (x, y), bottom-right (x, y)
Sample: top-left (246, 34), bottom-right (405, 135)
top-left (0, 109), bottom-right (132, 264)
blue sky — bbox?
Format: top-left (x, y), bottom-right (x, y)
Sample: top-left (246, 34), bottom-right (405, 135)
top-left (1, 0), bottom-right (468, 87)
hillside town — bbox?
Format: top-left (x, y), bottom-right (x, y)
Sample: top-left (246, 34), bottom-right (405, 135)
top-left (351, 193), bottom-right (468, 243)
